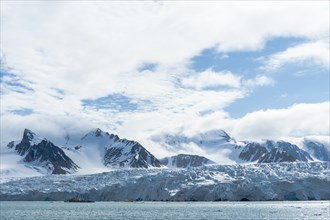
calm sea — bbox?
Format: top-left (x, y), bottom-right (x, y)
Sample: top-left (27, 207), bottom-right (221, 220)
top-left (0, 201), bottom-right (329, 220)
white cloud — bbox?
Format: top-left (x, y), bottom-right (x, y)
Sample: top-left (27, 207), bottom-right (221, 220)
top-left (181, 69), bottom-right (241, 90)
top-left (1, 1), bottom-right (328, 99)
top-left (263, 40), bottom-right (330, 71)
top-left (144, 102), bottom-right (329, 161)
top-left (148, 101), bottom-right (329, 147)
top-left (230, 102), bottom-right (330, 141)
top-left (0, 113), bottom-right (96, 145)
top-left (244, 75), bottom-right (275, 88)
top-left (0, 1), bottom-right (329, 158)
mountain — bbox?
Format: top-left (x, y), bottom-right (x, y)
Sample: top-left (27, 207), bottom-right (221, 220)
top-left (303, 139), bottom-right (330, 161)
top-left (7, 129), bottom-right (79, 174)
top-left (240, 140), bottom-right (313, 163)
top-left (158, 130), bottom-right (234, 150)
top-left (2, 127), bottom-right (328, 179)
top-left (1, 128), bottom-right (162, 177)
top-left (152, 129), bottom-right (244, 164)
top-left (153, 130), bottom-right (315, 164)
top-left (160, 154), bottom-right (215, 168)
top-left (66, 128), bottom-right (163, 169)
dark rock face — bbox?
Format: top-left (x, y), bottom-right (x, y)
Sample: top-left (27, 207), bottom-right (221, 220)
top-left (7, 141), bottom-right (15, 149)
top-left (239, 140), bottom-right (313, 163)
top-left (160, 154), bottom-right (215, 168)
top-left (239, 143), bottom-right (268, 162)
top-left (108, 133), bottom-right (120, 142)
top-left (10, 129), bottom-right (79, 174)
top-left (15, 129), bottom-right (39, 156)
top-left (74, 128), bottom-right (162, 169)
top-left (259, 148), bottom-right (296, 163)
top-left (303, 140), bottom-right (329, 161)
top-left (103, 138), bottom-right (162, 168)
top-left (81, 128), bottom-right (120, 142)
top-left (129, 142), bottom-right (163, 168)
top-left (23, 140), bottom-right (79, 174)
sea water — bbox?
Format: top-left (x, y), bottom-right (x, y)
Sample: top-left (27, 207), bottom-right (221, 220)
top-left (0, 201), bottom-right (329, 220)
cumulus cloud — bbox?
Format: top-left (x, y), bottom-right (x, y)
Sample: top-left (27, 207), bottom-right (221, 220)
top-left (1, 1), bottom-right (329, 158)
top-left (148, 102), bottom-right (329, 152)
top-left (263, 40), bottom-right (330, 71)
top-left (230, 102), bottom-right (330, 141)
top-left (181, 69), bottom-right (241, 90)
top-left (243, 75), bottom-right (275, 88)
top-left (0, 113), bottom-right (97, 145)
top-left (1, 1), bottom-right (328, 99)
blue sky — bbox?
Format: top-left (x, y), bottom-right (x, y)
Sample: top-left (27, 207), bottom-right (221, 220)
top-left (0, 1), bottom-right (329, 149)
top-left (191, 37), bottom-right (306, 73)
top-left (188, 37), bottom-right (329, 118)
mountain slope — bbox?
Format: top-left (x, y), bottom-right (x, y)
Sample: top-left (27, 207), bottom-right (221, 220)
top-left (2, 128), bottom-right (328, 179)
top-left (153, 130), bottom-right (316, 164)
top-left (152, 129), bottom-right (244, 164)
top-left (240, 140), bottom-right (313, 163)
top-left (7, 129), bottom-right (79, 174)
top-left (66, 128), bottom-right (163, 169)
top-left (104, 140), bottom-right (163, 168)
top-left (160, 154), bottom-right (215, 168)
top-left (1, 128), bottom-right (163, 177)
top-left (158, 130), bottom-right (234, 150)
top-left (303, 139), bottom-right (329, 161)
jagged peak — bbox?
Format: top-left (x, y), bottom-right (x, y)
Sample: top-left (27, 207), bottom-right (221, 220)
top-left (23, 128), bottom-right (36, 139)
top-left (92, 128), bottom-right (104, 137)
top-left (81, 128), bottom-right (105, 139)
top-left (22, 128), bottom-right (45, 145)
top-left (249, 140), bottom-right (300, 150)
top-left (264, 140), bottom-right (301, 149)
top-left (81, 128), bottom-right (120, 141)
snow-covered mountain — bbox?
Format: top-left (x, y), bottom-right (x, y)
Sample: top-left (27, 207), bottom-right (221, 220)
top-left (2, 128), bottom-right (329, 179)
top-left (6, 129), bottom-right (79, 175)
top-left (160, 154), bottom-right (215, 168)
top-left (303, 139), bottom-right (329, 161)
top-left (152, 130), bottom-right (244, 164)
top-left (153, 130), bottom-right (318, 164)
top-left (240, 140), bottom-right (313, 163)
top-left (1, 128), bottom-right (163, 178)
top-left (66, 128), bottom-right (163, 169)
top-left (1, 162), bottom-right (328, 201)
top-left (158, 130), bottom-right (234, 150)
top-left (1, 128), bottom-right (329, 202)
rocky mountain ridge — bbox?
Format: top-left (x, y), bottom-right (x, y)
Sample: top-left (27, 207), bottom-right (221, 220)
top-left (1, 128), bottom-right (329, 177)
top-left (7, 129), bottom-right (79, 174)
top-left (154, 129), bottom-right (329, 164)
top-left (239, 140), bottom-right (313, 163)
top-left (160, 154), bottom-right (215, 168)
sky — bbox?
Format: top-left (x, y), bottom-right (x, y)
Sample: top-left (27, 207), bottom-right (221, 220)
top-left (0, 1), bottom-right (329, 158)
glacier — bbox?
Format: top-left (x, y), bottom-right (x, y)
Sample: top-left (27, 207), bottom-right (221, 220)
top-left (1, 162), bottom-right (329, 201)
